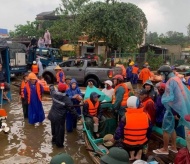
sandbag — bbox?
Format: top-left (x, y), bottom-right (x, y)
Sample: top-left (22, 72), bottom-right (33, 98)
top-left (174, 148), bottom-right (190, 164)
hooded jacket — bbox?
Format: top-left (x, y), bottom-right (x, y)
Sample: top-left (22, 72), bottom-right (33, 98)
top-left (66, 79), bottom-right (82, 105)
top-left (83, 92), bottom-right (102, 119)
top-left (48, 85), bottom-right (80, 122)
top-left (143, 80), bottom-right (158, 102)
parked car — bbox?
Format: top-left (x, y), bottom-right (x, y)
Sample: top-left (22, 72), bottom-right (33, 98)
top-left (175, 65), bottom-right (190, 71)
top-left (42, 59), bottom-right (122, 87)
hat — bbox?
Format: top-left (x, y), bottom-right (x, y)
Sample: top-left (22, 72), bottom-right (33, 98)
top-left (100, 147), bottom-right (129, 164)
top-left (127, 96), bottom-right (140, 108)
top-left (139, 89), bottom-right (149, 95)
top-left (113, 74), bottom-right (124, 81)
top-left (58, 83), bottom-right (67, 92)
top-left (156, 82), bottom-right (166, 90)
top-left (28, 72), bottom-right (37, 80)
top-left (104, 80), bottom-right (113, 87)
top-left (33, 61), bottom-right (36, 64)
top-left (54, 65), bottom-right (62, 70)
top-left (50, 153), bottom-right (74, 164)
top-left (103, 134), bottom-right (114, 147)
top-left (65, 76), bottom-right (72, 80)
top-left (129, 61), bottom-right (134, 66)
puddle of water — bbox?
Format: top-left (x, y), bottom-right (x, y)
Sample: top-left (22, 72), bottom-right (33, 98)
top-left (0, 85), bottom-right (92, 164)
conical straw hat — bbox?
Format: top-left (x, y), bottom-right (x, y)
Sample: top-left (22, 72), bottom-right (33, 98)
top-left (54, 65), bottom-right (62, 70)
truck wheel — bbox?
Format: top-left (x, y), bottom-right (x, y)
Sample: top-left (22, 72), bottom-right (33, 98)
top-left (43, 73), bottom-right (53, 84)
top-left (85, 78), bottom-right (99, 88)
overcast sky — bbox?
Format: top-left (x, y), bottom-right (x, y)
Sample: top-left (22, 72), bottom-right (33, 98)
top-left (1, 0), bottom-right (190, 35)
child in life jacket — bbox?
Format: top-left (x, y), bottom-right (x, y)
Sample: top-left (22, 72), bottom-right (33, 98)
top-left (19, 73), bottom-right (29, 118)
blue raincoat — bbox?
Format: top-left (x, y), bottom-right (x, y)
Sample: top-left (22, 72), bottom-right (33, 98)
top-left (162, 73), bottom-right (190, 133)
top-left (24, 81), bottom-right (45, 124)
top-left (66, 79), bottom-right (82, 132)
top-left (126, 66), bottom-right (133, 82)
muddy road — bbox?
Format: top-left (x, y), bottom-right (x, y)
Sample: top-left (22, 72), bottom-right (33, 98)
top-left (0, 84), bottom-right (92, 164)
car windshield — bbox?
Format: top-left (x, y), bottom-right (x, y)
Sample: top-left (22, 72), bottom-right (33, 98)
top-left (52, 49), bottom-right (63, 60)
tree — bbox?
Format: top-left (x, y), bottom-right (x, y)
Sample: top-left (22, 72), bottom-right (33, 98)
top-left (79, 2), bottom-right (147, 57)
top-left (49, 0), bottom-right (89, 44)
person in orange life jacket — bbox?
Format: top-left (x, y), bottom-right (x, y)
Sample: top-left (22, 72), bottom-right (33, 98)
top-left (102, 80), bottom-right (114, 99)
top-left (24, 72), bottom-right (45, 125)
top-left (65, 76), bottom-right (72, 90)
top-left (139, 65), bottom-right (151, 84)
top-left (110, 96), bottom-right (150, 161)
top-left (83, 92), bottom-right (106, 138)
top-left (132, 64), bottom-right (140, 85)
top-left (66, 79), bottom-right (83, 132)
top-left (112, 74), bottom-right (129, 117)
top-left (38, 76), bottom-right (50, 92)
top-left (142, 80), bottom-right (158, 102)
top-left (54, 65), bottom-right (65, 83)
top-left (31, 61), bottom-right (39, 75)
top-left (139, 88), bottom-right (156, 139)
top-left (19, 73), bottom-right (29, 118)
top-left (48, 83), bottom-right (82, 148)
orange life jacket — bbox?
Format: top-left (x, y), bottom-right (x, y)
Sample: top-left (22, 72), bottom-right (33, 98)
top-left (38, 79), bottom-right (50, 92)
top-left (0, 109), bottom-right (7, 117)
top-left (56, 70), bottom-right (65, 83)
top-left (25, 82), bottom-right (42, 104)
top-left (31, 64), bottom-right (39, 74)
top-left (85, 99), bottom-right (100, 116)
top-left (132, 66), bottom-right (139, 74)
top-left (20, 80), bottom-right (27, 98)
top-left (139, 68), bottom-right (151, 84)
top-left (112, 83), bottom-right (129, 106)
top-left (123, 107), bottom-right (149, 145)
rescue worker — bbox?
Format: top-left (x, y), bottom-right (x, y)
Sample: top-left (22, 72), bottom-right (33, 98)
top-left (111, 96), bottom-right (150, 160)
top-left (112, 74), bottom-right (129, 117)
top-left (83, 92), bottom-right (106, 138)
top-left (19, 73), bottom-right (29, 119)
top-left (66, 79), bottom-right (83, 132)
top-left (126, 62), bottom-right (134, 82)
top-left (132, 64), bottom-right (139, 85)
top-left (48, 83), bottom-right (81, 148)
top-left (142, 80), bottom-right (158, 102)
top-left (139, 65), bottom-right (151, 84)
top-left (153, 65), bottom-right (180, 155)
top-left (102, 80), bottom-right (114, 99)
top-left (54, 65), bottom-right (65, 83)
top-left (139, 88), bottom-right (156, 139)
top-left (31, 61), bottom-right (39, 75)
top-left (24, 72), bottom-right (45, 126)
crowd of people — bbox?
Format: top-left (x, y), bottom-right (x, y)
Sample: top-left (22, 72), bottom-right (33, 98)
top-left (17, 58), bottom-right (190, 163)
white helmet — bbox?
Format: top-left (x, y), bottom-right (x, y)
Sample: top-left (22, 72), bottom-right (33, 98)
top-left (127, 96), bottom-right (140, 108)
top-left (33, 61), bottom-right (36, 64)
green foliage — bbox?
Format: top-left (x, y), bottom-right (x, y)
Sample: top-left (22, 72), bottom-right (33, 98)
top-left (79, 2), bottom-right (147, 53)
top-left (146, 31), bottom-right (190, 47)
top-left (146, 50), bottom-right (164, 70)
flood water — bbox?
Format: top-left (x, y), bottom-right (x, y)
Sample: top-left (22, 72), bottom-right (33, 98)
top-left (0, 85), bottom-right (93, 164)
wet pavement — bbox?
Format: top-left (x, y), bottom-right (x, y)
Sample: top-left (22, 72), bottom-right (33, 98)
top-left (0, 85), bottom-right (92, 164)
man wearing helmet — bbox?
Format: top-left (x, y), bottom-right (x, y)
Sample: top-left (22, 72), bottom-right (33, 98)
top-left (153, 65), bottom-right (190, 154)
top-left (112, 74), bottom-right (129, 117)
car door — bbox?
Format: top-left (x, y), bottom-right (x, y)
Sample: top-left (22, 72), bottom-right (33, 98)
top-left (66, 59), bottom-right (86, 84)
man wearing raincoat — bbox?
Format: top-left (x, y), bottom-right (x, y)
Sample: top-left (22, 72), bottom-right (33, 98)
top-left (36, 58), bottom-right (43, 78)
top-left (153, 65), bottom-right (190, 155)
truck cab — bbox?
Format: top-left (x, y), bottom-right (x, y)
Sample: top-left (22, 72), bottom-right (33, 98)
top-left (27, 47), bottom-right (63, 68)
